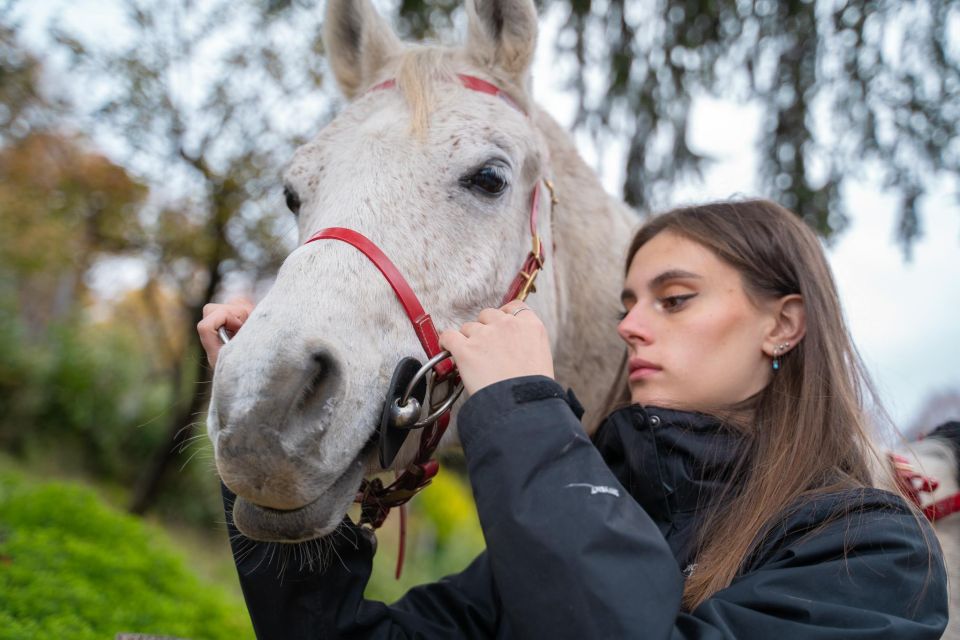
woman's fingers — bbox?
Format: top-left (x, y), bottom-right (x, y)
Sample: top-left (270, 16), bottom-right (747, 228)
top-left (227, 296), bottom-right (255, 315)
top-left (439, 329), bottom-right (467, 356)
top-left (197, 300), bottom-right (255, 368)
top-left (197, 310), bottom-right (229, 367)
top-left (437, 302), bottom-right (553, 396)
top-left (459, 321), bottom-right (485, 338)
top-left (476, 307), bottom-right (506, 324)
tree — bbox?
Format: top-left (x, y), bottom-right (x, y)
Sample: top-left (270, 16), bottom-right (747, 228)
top-left (360, 0), bottom-right (959, 253)
top-left (555, 0), bottom-right (958, 254)
top-left (0, 29), bottom-right (179, 480)
top-left (43, 0), bottom-right (328, 513)
top-left (0, 132), bottom-right (147, 333)
top-left (0, 21), bottom-right (63, 142)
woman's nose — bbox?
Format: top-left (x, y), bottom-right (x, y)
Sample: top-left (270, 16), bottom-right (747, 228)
top-left (617, 307), bottom-right (653, 344)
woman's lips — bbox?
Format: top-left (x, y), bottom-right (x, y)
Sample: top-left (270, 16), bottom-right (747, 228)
top-left (628, 358), bottom-right (662, 381)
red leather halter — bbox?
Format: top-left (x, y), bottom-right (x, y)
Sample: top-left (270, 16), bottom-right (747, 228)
top-left (303, 74), bottom-right (552, 574)
top-left (891, 453), bottom-right (960, 522)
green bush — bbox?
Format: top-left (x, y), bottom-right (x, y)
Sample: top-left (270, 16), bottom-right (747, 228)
top-left (0, 470), bottom-right (253, 640)
top-left (365, 466), bottom-right (486, 603)
top-left (0, 303), bottom-right (174, 484)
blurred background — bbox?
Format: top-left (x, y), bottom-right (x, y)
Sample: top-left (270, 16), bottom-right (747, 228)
top-left (1, 0), bottom-right (957, 637)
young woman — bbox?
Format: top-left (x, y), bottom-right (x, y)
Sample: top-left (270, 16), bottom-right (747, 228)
top-left (199, 199), bottom-right (947, 639)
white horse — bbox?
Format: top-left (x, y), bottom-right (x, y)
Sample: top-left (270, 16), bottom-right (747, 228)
top-left (208, 0), bottom-right (635, 543)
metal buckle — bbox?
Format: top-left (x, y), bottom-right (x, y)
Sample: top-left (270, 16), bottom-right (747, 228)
top-left (515, 234), bottom-right (544, 301)
top-left (516, 270), bottom-right (538, 301)
top-left (543, 179), bottom-right (559, 207)
top-left (389, 351), bottom-right (464, 429)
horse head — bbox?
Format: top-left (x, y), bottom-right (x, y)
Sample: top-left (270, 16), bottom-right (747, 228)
top-left (208, 0), bottom-right (572, 542)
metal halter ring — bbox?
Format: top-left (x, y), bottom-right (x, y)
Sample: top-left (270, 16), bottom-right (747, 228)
top-left (392, 351), bottom-right (464, 430)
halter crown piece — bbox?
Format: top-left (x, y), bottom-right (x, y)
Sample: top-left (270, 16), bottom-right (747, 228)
top-left (305, 74), bottom-right (556, 576)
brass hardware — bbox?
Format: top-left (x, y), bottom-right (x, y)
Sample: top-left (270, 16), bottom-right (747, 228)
top-left (517, 270), bottom-right (539, 301)
top-left (543, 179), bottom-right (559, 207)
top-left (531, 234), bottom-right (543, 264)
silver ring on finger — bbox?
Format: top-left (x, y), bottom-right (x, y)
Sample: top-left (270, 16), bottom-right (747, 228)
top-left (512, 307), bottom-right (531, 317)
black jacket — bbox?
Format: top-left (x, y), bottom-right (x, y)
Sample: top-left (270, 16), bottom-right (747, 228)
top-left (224, 375), bottom-right (948, 639)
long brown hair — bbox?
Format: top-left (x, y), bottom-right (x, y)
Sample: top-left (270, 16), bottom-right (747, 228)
top-left (597, 199), bottom-right (902, 610)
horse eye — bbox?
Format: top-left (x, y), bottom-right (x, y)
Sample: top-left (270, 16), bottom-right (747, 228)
top-left (283, 185), bottom-right (301, 215)
top-left (460, 165), bottom-right (509, 197)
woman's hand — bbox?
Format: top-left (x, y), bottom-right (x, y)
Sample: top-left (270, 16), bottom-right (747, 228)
top-left (439, 300), bottom-right (555, 395)
top-left (197, 298), bottom-right (255, 368)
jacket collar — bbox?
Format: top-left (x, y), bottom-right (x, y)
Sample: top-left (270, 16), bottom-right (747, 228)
top-left (592, 404), bottom-right (746, 525)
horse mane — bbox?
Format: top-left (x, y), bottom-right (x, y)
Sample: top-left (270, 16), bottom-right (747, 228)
top-left (396, 47), bottom-right (457, 136)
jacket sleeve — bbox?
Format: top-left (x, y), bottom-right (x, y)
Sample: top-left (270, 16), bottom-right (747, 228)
top-left (221, 484), bottom-right (501, 640)
top-left (456, 375), bottom-right (948, 640)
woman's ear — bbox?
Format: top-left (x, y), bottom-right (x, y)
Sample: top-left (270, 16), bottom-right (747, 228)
top-left (325, 0), bottom-right (403, 99)
top-left (763, 294), bottom-right (806, 357)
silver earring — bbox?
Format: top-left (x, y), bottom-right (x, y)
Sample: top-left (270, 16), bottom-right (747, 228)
top-left (772, 342), bottom-right (790, 371)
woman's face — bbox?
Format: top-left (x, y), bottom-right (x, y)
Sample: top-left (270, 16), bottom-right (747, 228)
top-left (618, 231), bottom-right (776, 411)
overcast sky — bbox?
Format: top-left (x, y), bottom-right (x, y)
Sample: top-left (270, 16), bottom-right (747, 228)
top-left (15, 0), bottom-right (960, 435)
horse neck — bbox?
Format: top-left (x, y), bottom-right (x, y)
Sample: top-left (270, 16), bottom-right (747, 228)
top-left (535, 109), bottom-right (637, 428)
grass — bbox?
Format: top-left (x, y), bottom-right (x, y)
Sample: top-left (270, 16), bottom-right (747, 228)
top-left (0, 468), bottom-right (254, 640)
top-left (0, 450), bottom-right (487, 638)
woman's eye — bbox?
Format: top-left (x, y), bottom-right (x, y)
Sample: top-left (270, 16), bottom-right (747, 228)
top-left (461, 165), bottom-right (509, 196)
top-left (284, 185), bottom-right (301, 215)
top-left (656, 294), bottom-right (697, 311)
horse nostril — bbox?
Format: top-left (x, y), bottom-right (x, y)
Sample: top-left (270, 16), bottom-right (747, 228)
top-left (298, 348), bottom-right (340, 412)
top-left (310, 349), bottom-right (338, 379)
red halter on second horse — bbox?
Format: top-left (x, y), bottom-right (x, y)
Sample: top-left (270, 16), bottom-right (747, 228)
top-left (303, 73), bottom-right (554, 576)
top-left (891, 453), bottom-right (960, 522)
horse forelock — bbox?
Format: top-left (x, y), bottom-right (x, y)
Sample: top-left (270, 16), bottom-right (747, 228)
top-left (391, 46), bottom-right (530, 137)
top-left (395, 47), bottom-right (454, 136)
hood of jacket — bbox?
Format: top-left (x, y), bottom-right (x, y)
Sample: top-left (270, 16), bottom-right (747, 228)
top-left (592, 404), bottom-right (747, 568)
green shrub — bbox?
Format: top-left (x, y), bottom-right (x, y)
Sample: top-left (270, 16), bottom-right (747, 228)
top-left (0, 470), bottom-right (253, 640)
top-left (365, 467), bottom-right (486, 603)
top-left (0, 304), bottom-right (174, 484)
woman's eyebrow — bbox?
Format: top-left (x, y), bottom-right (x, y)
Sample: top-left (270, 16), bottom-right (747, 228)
top-left (649, 269), bottom-right (702, 289)
top-left (620, 269), bottom-right (702, 303)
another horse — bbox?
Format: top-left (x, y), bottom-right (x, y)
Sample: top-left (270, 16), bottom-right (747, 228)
top-left (207, 0), bottom-right (635, 543)
top-left (896, 425), bottom-right (960, 639)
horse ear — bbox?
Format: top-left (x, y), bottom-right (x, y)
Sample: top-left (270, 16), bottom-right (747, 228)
top-left (325, 0), bottom-right (403, 100)
top-left (465, 0), bottom-right (538, 82)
